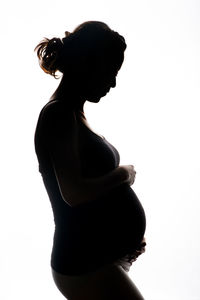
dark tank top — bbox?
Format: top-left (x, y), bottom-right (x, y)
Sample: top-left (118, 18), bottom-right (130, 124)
top-left (34, 100), bottom-right (146, 276)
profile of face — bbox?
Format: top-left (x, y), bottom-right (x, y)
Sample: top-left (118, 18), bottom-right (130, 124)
top-left (80, 52), bottom-right (124, 103)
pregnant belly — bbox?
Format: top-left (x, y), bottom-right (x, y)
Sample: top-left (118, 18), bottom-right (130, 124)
top-left (73, 183), bottom-right (146, 258)
top-left (52, 183), bottom-right (146, 271)
top-left (103, 184), bottom-right (146, 248)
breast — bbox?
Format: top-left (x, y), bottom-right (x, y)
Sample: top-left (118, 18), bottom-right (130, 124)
top-left (77, 121), bottom-right (120, 178)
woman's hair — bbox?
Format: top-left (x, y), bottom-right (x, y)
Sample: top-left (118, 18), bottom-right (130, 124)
top-left (34, 21), bottom-right (127, 78)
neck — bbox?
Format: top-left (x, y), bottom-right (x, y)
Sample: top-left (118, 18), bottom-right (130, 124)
top-left (50, 75), bottom-right (86, 113)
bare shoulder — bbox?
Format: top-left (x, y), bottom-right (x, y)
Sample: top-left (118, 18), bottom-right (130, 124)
top-left (39, 100), bottom-right (76, 137)
top-left (41, 100), bottom-right (73, 120)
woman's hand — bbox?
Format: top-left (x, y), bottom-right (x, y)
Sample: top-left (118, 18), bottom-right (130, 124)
top-left (120, 165), bottom-right (136, 186)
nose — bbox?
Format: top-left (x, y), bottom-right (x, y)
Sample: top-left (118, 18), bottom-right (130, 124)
top-left (110, 77), bottom-right (116, 88)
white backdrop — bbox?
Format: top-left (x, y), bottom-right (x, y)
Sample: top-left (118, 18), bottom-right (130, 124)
top-left (0, 1), bottom-right (200, 299)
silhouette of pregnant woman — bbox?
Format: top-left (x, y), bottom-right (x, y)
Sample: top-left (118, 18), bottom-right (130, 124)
top-left (34, 21), bottom-right (146, 300)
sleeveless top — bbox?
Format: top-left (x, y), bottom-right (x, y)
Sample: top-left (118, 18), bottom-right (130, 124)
top-left (34, 100), bottom-right (146, 276)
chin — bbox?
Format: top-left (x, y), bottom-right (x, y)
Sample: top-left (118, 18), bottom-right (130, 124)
top-left (86, 90), bottom-right (109, 102)
top-left (87, 96), bottom-right (102, 103)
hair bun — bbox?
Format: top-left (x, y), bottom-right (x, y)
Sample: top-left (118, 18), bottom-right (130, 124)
top-left (47, 37), bottom-right (63, 53)
top-left (34, 37), bottom-right (64, 78)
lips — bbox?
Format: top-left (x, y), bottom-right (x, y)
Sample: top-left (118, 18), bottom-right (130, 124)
top-left (105, 88), bottom-right (110, 94)
top-left (102, 90), bottom-right (109, 96)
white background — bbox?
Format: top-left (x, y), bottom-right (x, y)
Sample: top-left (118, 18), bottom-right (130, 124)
top-left (0, 0), bottom-right (200, 299)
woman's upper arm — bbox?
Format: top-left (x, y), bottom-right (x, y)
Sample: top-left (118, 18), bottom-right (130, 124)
top-left (41, 102), bottom-right (81, 206)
